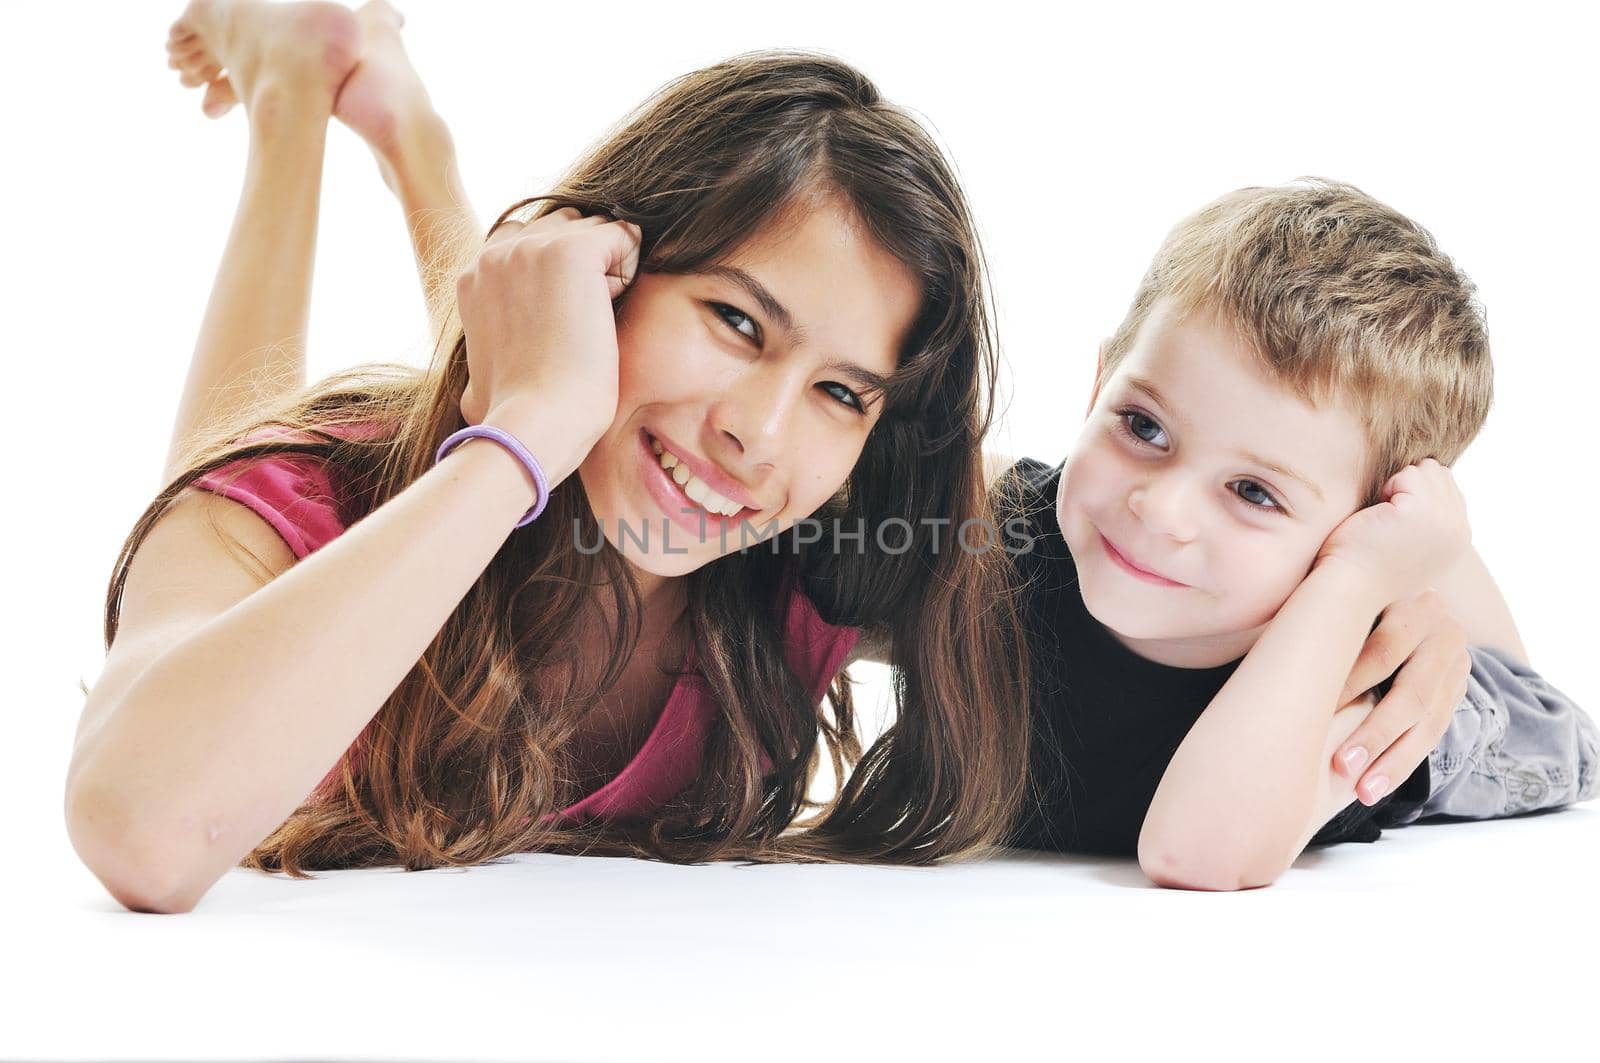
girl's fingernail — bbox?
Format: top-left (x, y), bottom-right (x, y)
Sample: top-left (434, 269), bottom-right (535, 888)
top-left (1366, 774), bottom-right (1391, 801)
top-left (1341, 746), bottom-right (1368, 772)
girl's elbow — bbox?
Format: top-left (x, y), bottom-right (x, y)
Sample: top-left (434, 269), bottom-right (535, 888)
top-left (65, 783), bottom-right (207, 914)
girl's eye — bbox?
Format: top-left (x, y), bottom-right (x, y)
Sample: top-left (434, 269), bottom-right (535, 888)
top-left (711, 302), bottom-right (760, 343)
top-left (1118, 409), bottom-right (1168, 448)
top-left (1231, 479), bottom-right (1282, 511)
top-left (819, 381), bottom-right (866, 413)
top-left (709, 301), bottom-right (864, 413)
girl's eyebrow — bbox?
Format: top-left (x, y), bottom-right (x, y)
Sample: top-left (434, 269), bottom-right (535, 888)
top-left (703, 264), bottom-right (893, 396)
top-left (825, 360), bottom-right (891, 395)
top-left (701, 265), bottom-right (809, 346)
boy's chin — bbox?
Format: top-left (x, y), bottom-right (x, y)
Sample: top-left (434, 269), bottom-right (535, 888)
top-left (1082, 589), bottom-right (1275, 667)
top-left (1079, 584), bottom-right (1228, 644)
top-left (1087, 607), bottom-right (1203, 645)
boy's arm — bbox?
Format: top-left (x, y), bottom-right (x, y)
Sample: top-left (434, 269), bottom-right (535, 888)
top-left (1138, 462), bottom-right (1475, 890)
top-left (1137, 561), bottom-right (1428, 890)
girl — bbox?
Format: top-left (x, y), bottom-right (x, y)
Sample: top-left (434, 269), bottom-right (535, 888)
top-left (65, 0), bottom-right (1028, 912)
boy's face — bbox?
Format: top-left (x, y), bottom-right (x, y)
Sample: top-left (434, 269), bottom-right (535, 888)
top-left (1057, 298), bottom-right (1371, 667)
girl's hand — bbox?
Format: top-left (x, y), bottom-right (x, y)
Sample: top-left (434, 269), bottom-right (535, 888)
top-left (1331, 588), bottom-right (1472, 804)
top-left (455, 207), bottom-right (642, 464)
top-left (1315, 458), bottom-right (1471, 603)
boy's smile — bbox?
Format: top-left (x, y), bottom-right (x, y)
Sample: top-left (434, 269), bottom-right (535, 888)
top-left (1058, 298), bottom-right (1370, 668)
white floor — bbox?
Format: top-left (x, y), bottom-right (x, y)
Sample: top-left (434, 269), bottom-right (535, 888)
top-left (7, 806), bottom-right (1597, 1062)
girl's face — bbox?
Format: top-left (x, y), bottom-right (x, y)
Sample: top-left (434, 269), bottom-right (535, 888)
top-left (579, 196), bottom-right (922, 577)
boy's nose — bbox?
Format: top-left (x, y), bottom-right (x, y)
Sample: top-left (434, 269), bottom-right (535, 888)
top-left (1127, 476), bottom-right (1199, 543)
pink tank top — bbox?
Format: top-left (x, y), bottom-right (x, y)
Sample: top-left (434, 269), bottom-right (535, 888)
top-left (190, 427), bottom-right (861, 824)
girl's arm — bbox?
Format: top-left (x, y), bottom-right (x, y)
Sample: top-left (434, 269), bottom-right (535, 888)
top-left (67, 402), bottom-right (584, 915)
top-left (1432, 545), bottom-right (1528, 665)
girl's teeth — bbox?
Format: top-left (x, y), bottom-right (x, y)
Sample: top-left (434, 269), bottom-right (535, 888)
top-left (655, 445), bottom-right (743, 516)
top-left (701, 485), bottom-right (737, 514)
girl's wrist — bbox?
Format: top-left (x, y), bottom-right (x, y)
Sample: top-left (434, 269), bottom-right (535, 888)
top-left (481, 398), bottom-right (598, 489)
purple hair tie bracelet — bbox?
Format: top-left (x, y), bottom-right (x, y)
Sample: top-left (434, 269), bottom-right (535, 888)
top-left (435, 424), bottom-right (550, 528)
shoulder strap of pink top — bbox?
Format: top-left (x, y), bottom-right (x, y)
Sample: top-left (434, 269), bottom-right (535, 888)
top-left (189, 424), bottom-right (380, 559)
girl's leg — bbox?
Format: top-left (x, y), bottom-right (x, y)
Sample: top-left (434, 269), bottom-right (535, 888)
top-left (161, 0), bottom-right (361, 484)
top-left (334, 0), bottom-right (482, 341)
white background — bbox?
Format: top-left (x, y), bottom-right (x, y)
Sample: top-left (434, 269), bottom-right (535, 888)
top-left (4, 1), bottom-right (1596, 1060)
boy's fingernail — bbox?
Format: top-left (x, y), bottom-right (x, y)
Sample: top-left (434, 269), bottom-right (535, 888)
top-left (1341, 747), bottom-right (1368, 772)
top-left (1366, 774), bottom-right (1391, 801)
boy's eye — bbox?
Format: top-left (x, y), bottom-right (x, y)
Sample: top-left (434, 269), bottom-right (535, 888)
top-left (1231, 479), bottom-right (1281, 510)
top-left (1118, 409), bottom-right (1168, 447)
top-left (710, 302), bottom-right (760, 343)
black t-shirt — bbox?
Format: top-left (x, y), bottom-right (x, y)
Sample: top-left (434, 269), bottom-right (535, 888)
top-left (996, 457), bottom-right (1430, 856)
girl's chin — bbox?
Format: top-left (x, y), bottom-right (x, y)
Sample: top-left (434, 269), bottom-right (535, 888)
top-left (582, 512), bottom-right (722, 573)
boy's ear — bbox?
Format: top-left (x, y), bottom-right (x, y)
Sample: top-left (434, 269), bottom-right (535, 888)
top-left (1086, 340), bottom-right (1111, 418)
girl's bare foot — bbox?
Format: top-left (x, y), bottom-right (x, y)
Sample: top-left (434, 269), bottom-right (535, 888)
top-left (332, 1), bottom-right (450, 195)
top-left (165, 0), bottom-right (360, 120)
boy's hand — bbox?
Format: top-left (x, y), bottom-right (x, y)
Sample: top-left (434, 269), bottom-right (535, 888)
top-left (1315, 459), bottom-right (1471, 604)
top-left (1331, 589), bottom-right (1472, 804)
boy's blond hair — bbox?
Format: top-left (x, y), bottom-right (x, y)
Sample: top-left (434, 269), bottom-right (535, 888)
top-left (1102, 178), bottom-right (1492, 504)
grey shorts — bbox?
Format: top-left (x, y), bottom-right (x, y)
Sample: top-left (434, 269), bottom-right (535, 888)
top-left (1387, 644), bottom-right (1600, 826)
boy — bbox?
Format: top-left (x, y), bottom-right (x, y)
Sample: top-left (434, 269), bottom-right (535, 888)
top-left (1000, 179), bottom-right (1597, 890)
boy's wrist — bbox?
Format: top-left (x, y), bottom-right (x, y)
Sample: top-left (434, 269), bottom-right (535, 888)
top-left (1303, 556), bottom-right (1396, 618)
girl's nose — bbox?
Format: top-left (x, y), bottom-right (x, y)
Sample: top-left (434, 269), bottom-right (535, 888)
top-left (709, 363), bottom-right (804, 469)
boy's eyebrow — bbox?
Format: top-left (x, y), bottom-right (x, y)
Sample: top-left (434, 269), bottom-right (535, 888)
top-left (1126, 376), bottom-right (1178, 421)
top-left (1239, 450), bottom-right (1326, 503)
top-left (701, 265), bottom-right (810, 346)
top-left (703, 264), bottom-right (892, 398)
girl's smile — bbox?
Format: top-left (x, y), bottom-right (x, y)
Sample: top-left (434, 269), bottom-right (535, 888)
top-left (636, 427), bottom-right (762, 540)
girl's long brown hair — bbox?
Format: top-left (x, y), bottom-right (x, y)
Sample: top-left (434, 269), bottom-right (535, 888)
top-left (101, 50), bottom-right (1030, 874)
